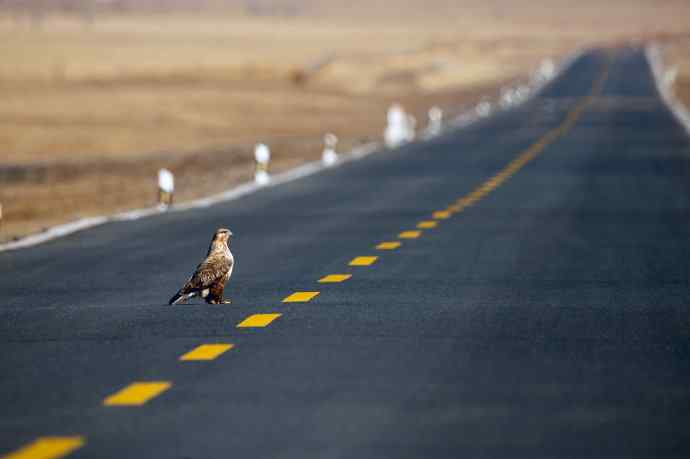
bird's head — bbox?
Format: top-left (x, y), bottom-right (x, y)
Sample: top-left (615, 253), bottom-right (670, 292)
top-left (213, 228), bottom-right (233, 245)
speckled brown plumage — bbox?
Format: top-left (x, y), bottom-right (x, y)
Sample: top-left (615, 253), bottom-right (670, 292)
top-left (169, 228), bottom-right (234, 305)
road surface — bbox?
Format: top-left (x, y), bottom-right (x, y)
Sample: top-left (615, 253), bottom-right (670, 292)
top-left (2, 48), bottom-right (690, 458)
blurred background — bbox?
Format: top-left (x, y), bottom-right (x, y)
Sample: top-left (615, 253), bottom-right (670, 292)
top-left (1, 0), bottom-right (689, 242)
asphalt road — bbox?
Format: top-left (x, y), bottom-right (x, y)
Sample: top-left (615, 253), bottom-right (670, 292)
top-left (2, 48), bottom-right (690, 458)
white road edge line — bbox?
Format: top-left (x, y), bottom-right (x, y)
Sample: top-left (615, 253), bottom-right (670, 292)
top-left (0, 49), bottom-right (584, 253)
top-left (647, 44), bottom-right (690, 136)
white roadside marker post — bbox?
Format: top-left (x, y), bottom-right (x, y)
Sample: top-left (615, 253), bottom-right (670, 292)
top-left (157, 168), bottom-right (175, 209)
top-left (426, 106), bottom-right (443, 136)
top-left (384, 103), bottom-right (409, 148)
top-left (476, 99), bottom-right (492, 118)
top-left (322, 133), bottom-right (339, 166)
top-left (515, 85), bottom-right (530, 103)
top-left (538, 58), bottom-right (556, 82)
top-left (665, 66), bottom-right (678, 92)
top-left (254, 143), bottom-right (271, 185)
top-left (500, 87), bottom-right (515, 109)
top-left (406, 114), bottom-right (416, 142)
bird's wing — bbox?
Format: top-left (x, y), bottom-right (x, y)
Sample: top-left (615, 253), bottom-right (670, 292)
top-left (183, 256), bottom-right (230, 291)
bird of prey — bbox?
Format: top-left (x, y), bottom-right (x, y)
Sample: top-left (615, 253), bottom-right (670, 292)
top-left (169, 228), bottom-right (234, 305)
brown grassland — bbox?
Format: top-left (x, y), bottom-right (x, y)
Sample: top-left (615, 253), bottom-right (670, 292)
top-left (1, 0), bottom-right (690, 242)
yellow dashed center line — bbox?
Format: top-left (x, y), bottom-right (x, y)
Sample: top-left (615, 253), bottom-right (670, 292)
top-left (103, 382), bottom-right (171, 407)
top-left (179, 344), bottom-right (234, 361)
top-left (237, 313), bottom-right (282, 328)
top-left (349, 256), bottom-right (378, 266)
top-left (376, 241), bottom-right (401, 250)
top-left (432, 211), bottom-right (451, 219)
top-left (448, 63), bottom-right (609, 214)
top-left (399, 230), bottom-right (422, 239)
top-left (283, 291), bottom-right (320, 303)
top-left (2, 437), bottom-right (85, 459)
top-left (318, 274), bottom-right (352, 283)
top-left (416, 221), bottom-right (438, 229)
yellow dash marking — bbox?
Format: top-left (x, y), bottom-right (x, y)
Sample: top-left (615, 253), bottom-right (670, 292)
top-left (417, 221), bottom-right (438, 229)
top-left (376, 241), bottom-right (401, 250)
top-left (318, 274), bottom-right (352, 283)
top-left (399, 230), bottom-right (422, 239)
top-left (237, 313), bottom-right (281, 328)
top-left (446, 61), bottom-right (609, 215)
top-left (349, 256), bottom-right (378, 266)
top-left (2, 437), bottom-right (85, 459)
top-left (469, 189), bottom-right (486, 200)
top-left (282, 291), bottom-right (320, 303)
top-left (103, 382), bottom-right (171, 406)
top-left (432, 211), bottom-right (451, 219)
top-left (179, 344), bottom-right (234, 361)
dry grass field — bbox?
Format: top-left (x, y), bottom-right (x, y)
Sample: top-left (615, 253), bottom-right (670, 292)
top-left (1, 1), bottom-right (690, 242)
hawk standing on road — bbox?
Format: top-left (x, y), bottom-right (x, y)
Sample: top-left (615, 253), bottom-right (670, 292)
top-left (168, 228), bottom-right (234, 305)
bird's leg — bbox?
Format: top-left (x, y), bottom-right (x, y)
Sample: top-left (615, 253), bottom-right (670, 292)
top-left (207, 297), bottom-right (231, 305)
top-left (207, 283), bottom-right (231, 304)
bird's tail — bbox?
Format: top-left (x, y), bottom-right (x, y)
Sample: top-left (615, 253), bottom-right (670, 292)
top-left (169, 290), bottom-right (194, 305)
